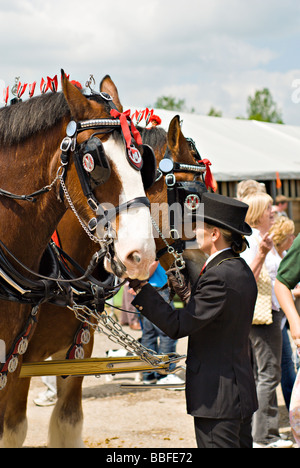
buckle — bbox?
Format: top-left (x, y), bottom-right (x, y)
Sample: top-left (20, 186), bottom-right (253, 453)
top-left (60, 136), bottom-right (72, 153)
top-left (165, 174), bottom-right (176, 187)
top-left (88, 217), bottom-right (97, 232)
top-left (170, 228), bottom-right (180, 240)
top-left (87, 197), bottom-right (99, 212)
top-left (60, 136), bottom-right (76, 155)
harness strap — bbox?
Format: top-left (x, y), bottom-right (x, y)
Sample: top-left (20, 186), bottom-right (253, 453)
top-left (65, 321), bottom-right (91, 362)
top-left (0, 304), bottom-right (40, 389)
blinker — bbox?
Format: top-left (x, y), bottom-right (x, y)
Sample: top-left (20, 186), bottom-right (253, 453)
top-left (80, 137), bottom-right (111, 188)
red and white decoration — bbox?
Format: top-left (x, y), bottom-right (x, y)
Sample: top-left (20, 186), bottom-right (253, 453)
top-left (82, 153), bottom-right (95, 172)
top-left (184, 194), bottom-right (201, 211)
top-left (131, 108), bottom-right (155, 127)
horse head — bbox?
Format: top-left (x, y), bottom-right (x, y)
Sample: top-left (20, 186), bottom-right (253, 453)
top-left (60, 72), bottom-right (156, 280)
top-left (140, 115), bottom-right (208, 272)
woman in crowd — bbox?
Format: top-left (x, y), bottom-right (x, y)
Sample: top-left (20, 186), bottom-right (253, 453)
top-left (270, 216), bottom-right (298, 409)
top-left (241, 192), bottom-right (293, 448)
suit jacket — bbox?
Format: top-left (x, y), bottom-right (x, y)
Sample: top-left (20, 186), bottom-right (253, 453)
top-left (132, 249), bottom-right (258, 419)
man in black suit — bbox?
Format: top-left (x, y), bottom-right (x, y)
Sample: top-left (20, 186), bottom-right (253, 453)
top-left (131, 192), bottom-right (258, 448)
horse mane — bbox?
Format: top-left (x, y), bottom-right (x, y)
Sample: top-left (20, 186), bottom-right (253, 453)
top-left (138, 126), bottom-right (167, 152)
top-left (0, 92), bottom-right (70, 147)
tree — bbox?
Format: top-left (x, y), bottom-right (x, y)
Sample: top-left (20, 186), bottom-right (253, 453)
top-left (154, 95), bottom-right (186, 111)
top-left (246, 88), bottom-right (283, 124)
top-left (207, 106), bottom-right (222, 117)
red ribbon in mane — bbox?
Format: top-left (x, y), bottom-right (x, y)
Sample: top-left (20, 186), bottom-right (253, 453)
top-left (110, 109), bottom-right (142, 149)
top-left (29, 82), bottom-right (36, 98)
top-left (3, 86), bottom-right (9, 106)
top-left (17, 82), bottom-right (27, 99)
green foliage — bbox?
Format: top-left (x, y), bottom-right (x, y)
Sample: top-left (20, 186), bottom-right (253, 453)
top-left (246, 88), bottom-right (283, 124)
top-left (154, 95), bottom-right (186, 111)
top-left (207, 106), bottom-right (222, 117)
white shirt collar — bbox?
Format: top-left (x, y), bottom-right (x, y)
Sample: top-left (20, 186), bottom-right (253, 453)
top-left (205, 247), bottom-right (232, 266)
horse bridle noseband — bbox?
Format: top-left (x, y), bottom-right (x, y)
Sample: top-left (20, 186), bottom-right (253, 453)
top-left (153, 138), bottom-right (208, 277)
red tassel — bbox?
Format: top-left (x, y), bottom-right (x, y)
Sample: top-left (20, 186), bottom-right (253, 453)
top-left (136, 110), bottom-right (145, 125)
top-left (17, 81), bottom-right (27, 99)
top-left (47, 75), bottom-right (58, 92)
top-left (145, 108), bottom-right (154, 126)
top-left (40, 78), bottom-right (47, 93)
top-left (3, 86), bottom-right (9, 106)
top-left (29, 82), bottom-right (36, 98)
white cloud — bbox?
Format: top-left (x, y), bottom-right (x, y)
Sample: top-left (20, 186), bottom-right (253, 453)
top-left (0, 0), bottom-right (300, 124)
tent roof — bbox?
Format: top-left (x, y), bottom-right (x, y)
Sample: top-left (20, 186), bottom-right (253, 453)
top-left (131, 108), bottom-right (300, 182)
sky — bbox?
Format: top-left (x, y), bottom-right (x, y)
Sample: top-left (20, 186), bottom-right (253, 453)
top-left (1, 0), bottom-right (300, 125)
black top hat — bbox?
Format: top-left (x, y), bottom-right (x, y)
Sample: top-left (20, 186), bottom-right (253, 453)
top-left (190, 192), bottom-right (252, 236)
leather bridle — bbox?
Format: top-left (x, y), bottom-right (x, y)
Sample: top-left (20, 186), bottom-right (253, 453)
top-left (153, 140), bottom-right (209, 271)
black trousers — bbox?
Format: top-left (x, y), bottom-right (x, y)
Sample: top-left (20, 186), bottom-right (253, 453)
top-left (194, 416), bottom-right (253, 448)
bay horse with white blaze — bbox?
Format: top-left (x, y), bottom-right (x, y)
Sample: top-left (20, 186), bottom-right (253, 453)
top-left (0, 73), bottom-right (156, 447)
top-left (4, 89), bottom-right (208, 448)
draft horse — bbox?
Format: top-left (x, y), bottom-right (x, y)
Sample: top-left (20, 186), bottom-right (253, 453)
top-left (4, 88), bottom-right (207, 447)
top-left (0, 73), bottom-right (156, 447)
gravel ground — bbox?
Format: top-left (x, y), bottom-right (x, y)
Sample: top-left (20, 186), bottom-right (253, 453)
top-left (23, 325), bottom-right (297, 448)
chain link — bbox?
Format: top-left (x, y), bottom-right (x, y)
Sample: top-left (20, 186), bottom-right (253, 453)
top-left (58, 170), bottom-right (105, 245)
top-left (70, 302), bottom-right (177, 367)
top-left (151, 216), bottom-right (185, 285)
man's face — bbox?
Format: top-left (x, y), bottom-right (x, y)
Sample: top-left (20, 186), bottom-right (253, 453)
top-left (279, 202), bottom-right (288, 212)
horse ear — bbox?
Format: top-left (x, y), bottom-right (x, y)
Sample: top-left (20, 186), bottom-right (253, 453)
top-left (100, 75), bottom-right (123, 112)
top-left (167, 115), bottom-right (181, 153)
top-left (61, 69), bottom-right (92, 120)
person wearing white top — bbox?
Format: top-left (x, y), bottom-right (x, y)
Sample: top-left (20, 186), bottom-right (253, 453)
top-left (241, 192), bottom-right (293, 448)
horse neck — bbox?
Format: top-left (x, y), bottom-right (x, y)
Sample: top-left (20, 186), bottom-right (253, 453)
top-left (0, 124), bottom-right (67, 268)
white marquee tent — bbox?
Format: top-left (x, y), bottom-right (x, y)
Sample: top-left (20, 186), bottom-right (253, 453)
top-left (133, 108), bottom-right (300, 183)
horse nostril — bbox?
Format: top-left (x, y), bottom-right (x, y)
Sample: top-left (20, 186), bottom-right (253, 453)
top-left (128, 251), bottom-right (141, 264)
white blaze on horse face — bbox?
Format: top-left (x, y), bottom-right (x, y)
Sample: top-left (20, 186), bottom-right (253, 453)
top-left (102, 135), bottom-right (156, 279)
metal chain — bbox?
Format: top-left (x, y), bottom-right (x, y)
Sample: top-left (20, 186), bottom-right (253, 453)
top-left (71, 302), bottom-right (173, 367)
top-left (58, 169), bottom-right (104, 245)
top-left (151, 215), bottom-right (185, 285)
top-left (151, 216), bottom-right (185, 269)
